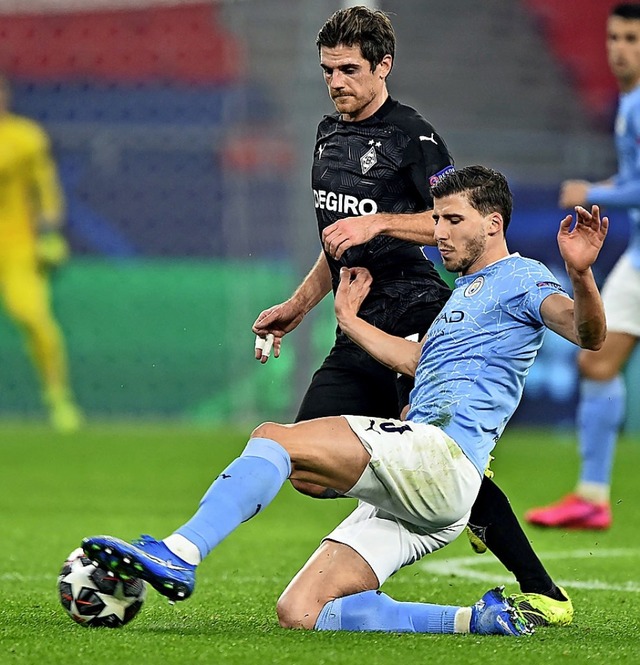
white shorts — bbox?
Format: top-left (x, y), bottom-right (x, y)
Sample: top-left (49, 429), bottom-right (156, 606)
top-left (324, 416), bottom-right (481, 585)
top-left (601, 253), bottom-right (640, 337)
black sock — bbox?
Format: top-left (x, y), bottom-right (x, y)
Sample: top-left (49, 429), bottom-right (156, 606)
top-left (470, 476), bottom-right (563, 597)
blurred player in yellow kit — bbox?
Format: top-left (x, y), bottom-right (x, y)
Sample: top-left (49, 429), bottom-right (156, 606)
top-left (0, 73), bottom-right (82, 432)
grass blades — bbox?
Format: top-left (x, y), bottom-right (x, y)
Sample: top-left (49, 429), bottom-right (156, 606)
top-left (0, 423), bottom-right (639, 664)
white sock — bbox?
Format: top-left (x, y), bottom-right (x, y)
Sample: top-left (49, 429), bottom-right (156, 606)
top-left (162, 534), bottom-right (202, 565)
top-left (576, 481), bottom-right (610, 504)
top-left (454, 607), bottom-right (472, 633)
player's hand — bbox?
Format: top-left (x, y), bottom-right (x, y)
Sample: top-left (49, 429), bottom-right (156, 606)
top-left (254, 333), bottom-right (276, 364)
top-left (334, 266), bottom-right (373, 325)
top-left (252, 300), bottom-right (305, 363)
top-left (36, 230), bottom-right (70, 271)
top-left (557, 205), bottom-right (608, 273)
top-left (559, 180), bottom-right (591, 208)
top-left (322, 215), bottom-right (380, 260)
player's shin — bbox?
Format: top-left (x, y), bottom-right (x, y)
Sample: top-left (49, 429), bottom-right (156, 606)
top-left (314, 590), bottom-right (461, 633)
top-left (577, 376), bottom-right (625, 494)
top-left (171, 437), bottom-right (291, 561)
top-left (314, 588), bottom-right (532, 636)
top-left (470, 477), bottom-right (557, 595)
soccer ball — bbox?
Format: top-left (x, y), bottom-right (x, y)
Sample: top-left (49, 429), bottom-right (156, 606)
top-left (57, 547), bottom-right (147, 628)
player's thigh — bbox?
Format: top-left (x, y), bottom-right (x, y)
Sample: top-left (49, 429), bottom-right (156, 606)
top-left (277, 539), bottom-right (378, 629)
top-left (253, 417), bottom-right (370, 493)
top-left (296, 349), bottom-right (398, 422)
top-left (344, 416), bottom-right (481, 527)
top-left (578, 331), bottom-right (638, 380)
top-left (578, 257), bottom-right (639, 379)
top-left (1, 257), bottom-right (52, 324)
top-left (326, 502), bottom-right (467, 591)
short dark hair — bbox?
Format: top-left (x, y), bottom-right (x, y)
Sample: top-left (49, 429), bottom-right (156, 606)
top-left (316, 6), bottom-right (395, 73)
top-left (611, 3), bottom-right (640, 20)
top-left (431, 165), bottom-right (513, 232)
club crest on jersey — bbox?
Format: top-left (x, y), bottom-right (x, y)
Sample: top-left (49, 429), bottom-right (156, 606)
top-left (464, 276), bottom-right (484, 297)
top-left (361, 146), bottom-right (377, 175)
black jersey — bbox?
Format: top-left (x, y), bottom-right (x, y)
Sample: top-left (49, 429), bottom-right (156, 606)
top-left (312, 96), bottom-right (453, 331)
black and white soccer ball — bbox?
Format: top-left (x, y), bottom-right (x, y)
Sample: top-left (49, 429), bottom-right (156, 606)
top-left (57, 547), bottom-right (146, 628)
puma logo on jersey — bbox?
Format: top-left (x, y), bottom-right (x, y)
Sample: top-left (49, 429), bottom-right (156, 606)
top-left (419, 133), bottom-right (438, 145)
top-left (365, 419), bottom-right (380, 433)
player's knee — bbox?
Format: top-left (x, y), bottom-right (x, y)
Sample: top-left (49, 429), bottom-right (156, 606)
top-left (251, 421), bottom-right (284, 441)
top-left (276, 591), bottom-right (318, 630)
top-left (577, 350), bottom-right (619, 381)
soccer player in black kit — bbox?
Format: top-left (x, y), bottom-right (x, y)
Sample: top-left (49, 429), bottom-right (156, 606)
top-left (253, 5), bottom-right (571, 626)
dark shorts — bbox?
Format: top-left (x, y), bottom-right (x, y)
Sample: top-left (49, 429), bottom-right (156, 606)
top-left (295, 298), bottom-right (447, 422)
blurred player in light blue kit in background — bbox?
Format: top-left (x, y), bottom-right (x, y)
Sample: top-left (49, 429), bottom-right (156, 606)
top-left (527, 3), bottom-right (640, 530)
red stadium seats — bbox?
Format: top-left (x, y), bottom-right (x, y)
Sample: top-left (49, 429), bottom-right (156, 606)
top-left (524, 0), bottom-right (619, 125)
top-left (0, 3), bottom-right (245, 83)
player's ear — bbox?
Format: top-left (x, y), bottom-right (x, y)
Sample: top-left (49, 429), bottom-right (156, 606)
top-left (487, 213), bottom-right (504, 236)
top-left (378, 54), bottom-right (393, 79)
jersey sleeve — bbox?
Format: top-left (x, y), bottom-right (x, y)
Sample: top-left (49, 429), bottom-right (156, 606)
top-left (588, 98), bottom-right (640, 208)
top-left (27, 122), bottom-right (65, 228)
top-left (588, 181), bottom-right (640, 208)
top-left (400, 124), bottom-right (453, 208)
top-left (507, 262), bottom-right (568, 325)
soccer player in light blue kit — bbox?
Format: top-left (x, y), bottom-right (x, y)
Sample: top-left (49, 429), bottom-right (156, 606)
top-left (82, 166), bottom-right (607, 637)
top-left (527, 3), bottom-right (640, 531)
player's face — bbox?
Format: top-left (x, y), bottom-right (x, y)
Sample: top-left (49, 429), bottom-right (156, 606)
top-left (432, 193), bottom-right (494, 275)
top-left (606, 16), bottom-right (640, 90)
top-left (319, 44), bottom-right (391, 122)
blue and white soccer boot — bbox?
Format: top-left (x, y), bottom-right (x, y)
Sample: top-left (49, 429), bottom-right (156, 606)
top-left (470, 586), bottom-right (534, 636)
top-left (82, 534), bottom-right (196, 602)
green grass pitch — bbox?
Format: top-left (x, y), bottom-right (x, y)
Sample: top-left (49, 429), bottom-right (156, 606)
top-left (0, 423), bottom-right (639, 664)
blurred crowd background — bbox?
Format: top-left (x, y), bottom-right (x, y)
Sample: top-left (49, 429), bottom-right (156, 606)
top-left (1, 0), bottom-right (638, 429)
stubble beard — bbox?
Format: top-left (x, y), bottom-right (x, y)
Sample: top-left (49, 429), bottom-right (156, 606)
top-left (334, 87), bottom-right (378, 121)
top-left (446, 235), bottom-right (487, 275)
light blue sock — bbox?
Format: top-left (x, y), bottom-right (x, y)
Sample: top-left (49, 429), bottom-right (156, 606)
top-left (577, 377), bottom-right (625, 486)
top-left (315, 590), bottom-right (459, 633)
top-left (176, 437), bottom-right (291, 560)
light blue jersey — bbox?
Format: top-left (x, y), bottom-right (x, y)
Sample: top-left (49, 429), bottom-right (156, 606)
top-left (589, 84), bottom-right (640, 268)
top-left (406, 255), bottom-right (568, 475)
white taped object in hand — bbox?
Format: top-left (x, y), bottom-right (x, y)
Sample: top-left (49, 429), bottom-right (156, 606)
top-left (255, 333), bottom-right (275, 358)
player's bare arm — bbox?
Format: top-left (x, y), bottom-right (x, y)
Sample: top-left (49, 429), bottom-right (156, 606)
top-left (559, 180), bottom-right (591, 208)
top-left (253, 251), bottom-right (332, 362)
top-left (322, 210), bottom-right (436, 260)
top-left (33, 143), bottom-right (65, 230)
top-left (541, 205), bottom-right (608, 350)
top-left (32, 137), bottom-right (71, 269)
top-left (334, 267), bottom-right (422, 375)
top-left (559, 179), bottom-right (614, 208)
